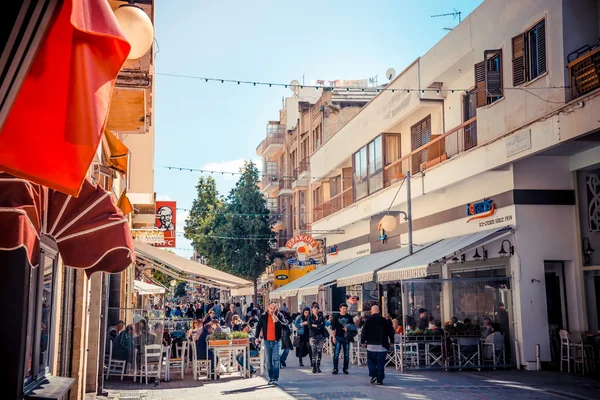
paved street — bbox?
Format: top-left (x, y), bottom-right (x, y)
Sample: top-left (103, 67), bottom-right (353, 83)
top-left (101, 354), bottom-right (600, 400)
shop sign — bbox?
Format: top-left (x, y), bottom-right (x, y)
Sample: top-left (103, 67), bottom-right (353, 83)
top-left (328, 245), bottom-right (338, 256)
top-left (285, 235), bottom-right (318, 249)
top-left (132, 229), bottom-right (164, 244)
top-left (273, 270), bottom-right (290, 288)
top-left (506, 128), bottom-right (531, 157)
top-left (287, 257), bottom-right (321, 266)
top-left (155, 201), bottom-right (176, 247)
top-left (466, 198), bottom-right (495, 222)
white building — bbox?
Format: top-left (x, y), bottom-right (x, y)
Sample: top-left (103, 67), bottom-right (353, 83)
top-left (271, 0), bottom-right (600, 370)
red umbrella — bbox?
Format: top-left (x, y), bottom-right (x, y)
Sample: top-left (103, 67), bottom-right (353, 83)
top-left (0, 173), bottom-right (134, 275)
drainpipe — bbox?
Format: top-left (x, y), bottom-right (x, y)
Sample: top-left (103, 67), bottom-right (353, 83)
top-left (320, 105), bottom-right (325, 145)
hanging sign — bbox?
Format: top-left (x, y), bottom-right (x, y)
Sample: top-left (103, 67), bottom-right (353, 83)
top-left (155, 201), bottom-right (176, 247)
top-left (287, 257), bottom-right (321, 266)
top-left (132, 229), bottom-right (164, 244)
top-left (285, 235), bottom-right (318, 249)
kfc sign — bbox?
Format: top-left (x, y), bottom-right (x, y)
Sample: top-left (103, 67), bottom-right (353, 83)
top-left (155, 201), bottom-right (176, 248)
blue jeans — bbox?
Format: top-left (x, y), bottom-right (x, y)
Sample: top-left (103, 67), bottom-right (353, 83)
top-left (333, 336), bottom-right (350, 371)
top-left (280, 347), bottom-right (290, 364)
top-left (264, 340), bottom-right (281, 381)
top-left (236, 349), bottom-right (258, 374)
top-left (367, 351), bottom-right (386, 383)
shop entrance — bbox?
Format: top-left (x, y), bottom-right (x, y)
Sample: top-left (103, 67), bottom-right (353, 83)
top-left (544, 261), bottom-right (568, 365)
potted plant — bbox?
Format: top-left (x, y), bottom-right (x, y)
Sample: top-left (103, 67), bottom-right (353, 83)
top-left (231, 331), bottom-right (249, 345)
top-left (208, 332), bottom-right (231, 347)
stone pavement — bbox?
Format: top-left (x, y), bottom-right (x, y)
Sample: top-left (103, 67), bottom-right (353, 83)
top-left (100, 354), bottom-right (600, 400)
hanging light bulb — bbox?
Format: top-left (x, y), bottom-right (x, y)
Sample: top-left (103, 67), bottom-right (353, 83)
top-left (379, 215), bottom-right (397, 232)
top-left (113, 1), bottom-right (154, 60)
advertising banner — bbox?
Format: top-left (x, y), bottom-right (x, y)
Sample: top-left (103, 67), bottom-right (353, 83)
top-left (131, 229), bottom-right (165, 244)
top-left (155, 201), bottom-right (176, 247)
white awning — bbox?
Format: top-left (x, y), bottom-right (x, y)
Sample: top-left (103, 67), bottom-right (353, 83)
top-left (134, 240), bottom-right (251, 289)
top-left (231, 286), bottom-right (254, 296)
top-left (377, 226), bottom-right (512, 282)
top-left (134, 280), bottom-right (165, 295)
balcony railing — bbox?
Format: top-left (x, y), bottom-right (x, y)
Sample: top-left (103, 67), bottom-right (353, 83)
top-left (261, 174), bottom-right (278, 189)
top-left (568, 46), bottom-right (600, 100)
top-left (256, 131), bottom-right (285, 154)
top-left (313, 187), bottom-right (353, 222)
top-left (383, 117), bottom-right (477, 186)
top-left (278, 176), bottom-right (293, 191)
top-left (293, 158), bottom-right (310, 179)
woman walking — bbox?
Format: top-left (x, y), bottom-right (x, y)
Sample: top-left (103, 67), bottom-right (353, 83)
top-left (308, 304), bottom-right (326, 373)
top-left (294, 307), bottom-right (312, 367)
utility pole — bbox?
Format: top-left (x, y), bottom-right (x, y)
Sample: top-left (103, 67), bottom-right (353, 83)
top-left (407, 171), bottom-right (413, 255)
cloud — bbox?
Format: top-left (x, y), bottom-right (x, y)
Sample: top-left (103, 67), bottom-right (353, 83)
top-left (201, 158), bottom-right (261, 180)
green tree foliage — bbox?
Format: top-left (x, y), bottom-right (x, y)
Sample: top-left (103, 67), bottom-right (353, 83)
top-left (184, 162), bottom-right (274, 302)
top-left (175, 281), bottom-right (187, 298)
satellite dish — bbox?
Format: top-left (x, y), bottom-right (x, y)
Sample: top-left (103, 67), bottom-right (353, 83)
top-left (290, 79), bottom-right (300, 93)
top-left (386, 68), bottom-right (396, 81)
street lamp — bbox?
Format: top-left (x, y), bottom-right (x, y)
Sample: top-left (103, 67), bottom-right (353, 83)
top-left (113, 1), bottom-right (154, 60)
top-left (378, 172), bottom-right (413, 254)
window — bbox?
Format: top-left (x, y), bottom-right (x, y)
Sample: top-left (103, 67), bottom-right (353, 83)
top-left (353, 135), bottom-right (383, 201)
top-left (512, 19), bottom-right (546, 86)
top-left (410, 115), bottom-right (432, 171)
top-left (312, 124), bottom-right (322, 152)
top-left (313, 186), bottom-right (322, 207)
top-left (299, 191), bottom-right (306, 228)
top-left (463, 90), bottom-right (478, 150)
top-left (329, 175), bottom-right (341, 198)
top-left (474, 50), bottom-right (503, 107)
top-left (25, 241), bottom-right (58, 388)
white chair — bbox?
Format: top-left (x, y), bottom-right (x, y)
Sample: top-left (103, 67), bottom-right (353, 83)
top-left (190, 340), bottom-right (212, 380)
top-left (403, 342), bottom-right (419, 368)
top-left (139, 344), bottom-right (163, 384)
top-left (481, 334), bottom-right (505, 369)
top-left (105, 340), bottom-right (126, 381)
top-left (559, 330), bottom-right (572, 373)
top-left (167, 341), bottom-right (187, 380)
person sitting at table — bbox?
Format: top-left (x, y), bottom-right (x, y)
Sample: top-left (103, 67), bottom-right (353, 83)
top-left (432, 320), bottom-right (444, 335)
top-left (392, 319), bottom-right (403, 334)
top-left (186, 319), bottom-right (202, 342)
top-left (196, 323), bottom-right (219, 380)
top-left (210, 317), bottom-right (222, 333)
top-left (231, 315), bottom-right (243, 331)
top-left (427, 315), bottom-right (435, 330)
top-left (235, 323), bottom-right (258, 377)
top-left (484, 323), bottom-right (504, 360)
top-left (482, 318), bottom-right (493, 338)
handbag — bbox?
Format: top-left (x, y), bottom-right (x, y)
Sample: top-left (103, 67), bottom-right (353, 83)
top-left (293, 336), bottom-right (301, 348)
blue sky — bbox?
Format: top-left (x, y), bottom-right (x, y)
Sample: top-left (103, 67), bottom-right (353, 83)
top-left (153, 0), bottom-right (484, 256)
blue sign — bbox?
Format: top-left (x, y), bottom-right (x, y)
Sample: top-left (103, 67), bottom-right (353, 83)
top-left (287, 257), bottom-right (321, 266)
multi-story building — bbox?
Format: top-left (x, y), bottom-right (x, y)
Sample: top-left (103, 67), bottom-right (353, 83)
top-left (271, 0), bottom-right (600, 370)
top-left (257, 86), bottom-right (376, 301)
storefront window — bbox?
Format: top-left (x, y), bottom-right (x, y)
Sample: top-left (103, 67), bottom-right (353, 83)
top-left (450, 267), bottom-right (509, 327)
top-left (403, 276), bottom-right (442, 328)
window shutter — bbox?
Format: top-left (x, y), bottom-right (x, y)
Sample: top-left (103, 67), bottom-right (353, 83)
top-left (485, 50), bottom-right (503, 96)
top-left (512, 34), bottom-right (526, 86)
top-left (474, 62), bottom-right (487, 108)
top-left (537, 20), bottom-right (547, 75)
top-left (463, 89), bottom-right (476, 121)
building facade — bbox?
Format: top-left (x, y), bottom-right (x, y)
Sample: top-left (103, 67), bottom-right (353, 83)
top-left (271, 0), bottom-right (600, 370)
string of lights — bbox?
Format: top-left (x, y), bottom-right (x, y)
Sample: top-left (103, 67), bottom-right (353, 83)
top-left (174, 207), bottom-right (311, 218)
top-left (177, 232), bottom-right (274, 239)
top-left (156, 72), bottom-right (569, 94)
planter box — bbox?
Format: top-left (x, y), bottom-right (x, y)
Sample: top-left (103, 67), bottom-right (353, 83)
top-left (231, 339), bottom-right (248, 346)
top-left (209, 340), bottom-right (230, 347)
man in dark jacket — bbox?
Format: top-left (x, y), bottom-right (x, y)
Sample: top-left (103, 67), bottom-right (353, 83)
top-left (332, 302), bottom-right (354, 375)
top-left (255, 301), bottom-right (286, 386)
top-left (360, 305), bottom-right (394, 385)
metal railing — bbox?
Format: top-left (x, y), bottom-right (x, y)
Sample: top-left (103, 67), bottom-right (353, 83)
top-left (278, 176), bottom-right (293, 191)
top-left (383, 117), bottom-right (477, 186)
top-left (256, 131), bottom-right (285, 154)
top-left (568, 46), bottom-right (600, 100)
top-left (313, 187), bottom-right (353, 222)
top-left (293, 158), bottom-right (310, 179)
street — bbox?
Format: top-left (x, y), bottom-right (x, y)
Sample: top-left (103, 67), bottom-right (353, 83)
top-left (102, 354), bottom-right (600, 400)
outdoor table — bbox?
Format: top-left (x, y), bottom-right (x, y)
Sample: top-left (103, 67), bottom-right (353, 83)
top-left (208, 343), bottom-right (248, 379)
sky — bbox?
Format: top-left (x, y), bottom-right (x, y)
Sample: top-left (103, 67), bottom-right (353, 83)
top-left (153, 0), bottom-right (484, 257)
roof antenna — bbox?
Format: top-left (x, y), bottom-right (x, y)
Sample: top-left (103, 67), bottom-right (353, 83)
top-left (431, 8), bottom-right (462, 31)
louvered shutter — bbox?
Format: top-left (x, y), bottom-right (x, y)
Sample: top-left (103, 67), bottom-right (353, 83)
top-left (463, 89), bottom-right (476, 120)
top-left (512, 34), bottom-right (526, 86)
top-left (485, 49), bottom-right (503, 96)
top-left (474, 62), bottom-right (487, 107)
top-left (537, 20), bottom-right (547, 76)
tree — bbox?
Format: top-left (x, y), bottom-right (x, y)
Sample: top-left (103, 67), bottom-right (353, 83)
top-left (184, 176), bottom-right (227, 270)
top-left (184, 163), bottom-right (274, 304)
top-left (220, 161), bottom-right (274, 303)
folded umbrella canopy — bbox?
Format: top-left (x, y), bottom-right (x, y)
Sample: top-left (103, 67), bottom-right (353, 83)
top-left (0, 0), bottom-right (130, 196)
top-left (0, 173), bottom-right (135, 275)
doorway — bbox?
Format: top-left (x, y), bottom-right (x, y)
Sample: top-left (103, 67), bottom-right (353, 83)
top-left (544, 261), bottom-right (568, 365)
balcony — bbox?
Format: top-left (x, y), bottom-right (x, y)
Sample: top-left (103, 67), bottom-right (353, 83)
top-left (261, 174), bottom-right (278, 195)
top-left (278, 176), bottom-right (293, 196)
top-left (256, 124), bottom-right (285, 157)
top-left (313, 187), bottom-right (353, 222)
top-left (383, 117), bottom-right (477, 186)
top-left (293, 158), bottom-right (310, 188)
top-left (568, 46), bottom-right (600, 101)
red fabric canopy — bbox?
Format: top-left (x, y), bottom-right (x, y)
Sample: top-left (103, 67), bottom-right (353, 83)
top-left (0, 0), bottom-right (130, 196)
top-left (0, 174), bottom-right (135, 275)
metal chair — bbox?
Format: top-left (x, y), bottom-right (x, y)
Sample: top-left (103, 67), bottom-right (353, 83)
top-left (559, 330), bottom-right (572, 373)
top-left (403, 342), bottom-right (419, 368)
top-left (139, 344), bottom-right (163, 384)
top-left (105, 340), bottom-right (126, 381)
top-left (425, 341), bottom-right (444, 368)
top-left (453, 337), bottom-right (480, 371)
top-left (481, 333), bottom-right (506, 369)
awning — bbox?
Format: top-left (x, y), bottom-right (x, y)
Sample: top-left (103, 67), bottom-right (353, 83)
top-left (231, 286), bottom-right (255, 297)
top-left (336, 245), bottom-right (423, 287)
top-left (103, 129), bottom-right (130, 178)
top-left (269, 258), bottom-right (362, 299)
top-left (133, 240), bottom-right (252, 290)
top-left (0, 0), bottom-right (130, 196)
top-left (134, 280), bottom-right (165, 295)
top-left (377, 226), bottom-right (513, 282)
top-left (0, 174), bottom-right (135, 275)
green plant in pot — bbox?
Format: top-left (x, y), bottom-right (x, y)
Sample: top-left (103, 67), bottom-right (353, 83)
top-left (208, 332), bottom-right (231, 345)
top-left (231, 331), bottom-right (249, 339)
